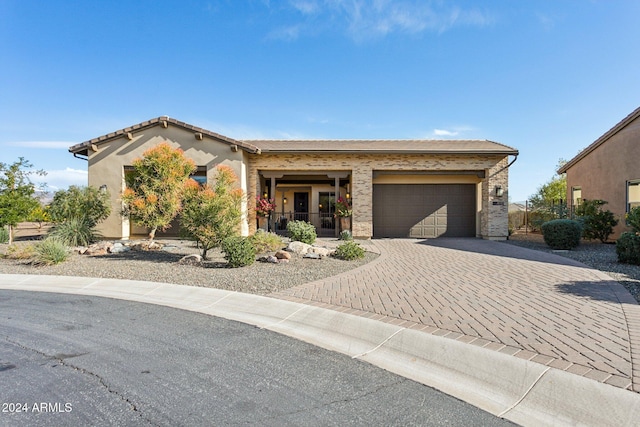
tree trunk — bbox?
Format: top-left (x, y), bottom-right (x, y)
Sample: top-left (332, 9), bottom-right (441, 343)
top-left (8, 224), bottom-right (13, 245)
top-left (149, 227), bottom-right (157, 240)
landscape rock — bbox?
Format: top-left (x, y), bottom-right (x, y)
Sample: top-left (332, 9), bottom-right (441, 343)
top-left (286, 241), bottom-right (312, 255)
top-left (308, 247), bottom-right (332, 258)
top-left (303, 253), bottom-right (321, 259)
top-left (109, 243), bottom-right (130, 254)
top-left (275, 250), bottom-right (291, 260)
top-left (178, 254), bottom-right (202, 265)
top-left (266, 255), bottom-right (278, 263)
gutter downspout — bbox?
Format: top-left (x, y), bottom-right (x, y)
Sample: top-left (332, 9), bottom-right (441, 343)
top-left (488, 154), bottom-right (518, 178)
top-left (72, 152), bottom-right (88, 161)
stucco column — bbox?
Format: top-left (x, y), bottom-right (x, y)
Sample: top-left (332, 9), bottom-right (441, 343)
top-left (352, 166), bottom-right (372, 238)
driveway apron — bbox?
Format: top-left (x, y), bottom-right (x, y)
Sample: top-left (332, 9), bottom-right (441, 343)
top-left (271, 238), bottom-right (640, 392)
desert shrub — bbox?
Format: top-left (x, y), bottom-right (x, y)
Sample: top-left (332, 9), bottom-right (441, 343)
top-left (49, 185), bottom-right (111, 227)
top-left (4, 243), bottom-right (36, 259)
top-left (339, 230), bottom-right (353, 241)
top-left (0, 226), bottom-right (8, 244)
top-left (34, 238), bottom-right (70, 265)
top-left (508, 210), bottom-right (525, 232)
top-left (249, 230), bottom-right (284, 254)
top-left (333, 241), bottom-right (365, 260)
top-left (626, 206), bottom-right (640, 234)
top-left (541, 219), bottom-right (582, 250)
top-left (528, 209), bottom-right (558, 232)
top-left (48, 217), bottom-right (96, 247)
top-left (287, 220), bottom-right (316, 244)
top-left (574, 199), bottom-right (618, 243)
top-left (616, 232), bottom-right (640, 265)
top-left (222, 236), bottom-right (256, 268)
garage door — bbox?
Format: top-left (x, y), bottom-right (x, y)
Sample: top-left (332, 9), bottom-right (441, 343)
top-left (373, 184), bottom-right (476, 238)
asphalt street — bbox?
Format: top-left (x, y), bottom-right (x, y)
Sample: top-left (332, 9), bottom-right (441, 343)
top-left (0, 290), bottom-right (515, 426)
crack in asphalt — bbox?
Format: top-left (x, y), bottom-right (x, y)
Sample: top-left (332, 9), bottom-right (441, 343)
top-left (2, 335), bottom-right (159, 426)
top-left (249, 377), bottom-right (408, 425)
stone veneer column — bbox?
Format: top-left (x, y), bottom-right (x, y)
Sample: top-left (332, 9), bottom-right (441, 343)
top-left (351, 166), bottom-right (373, 238)
top-left (483, 157), bottom-right (509, 240)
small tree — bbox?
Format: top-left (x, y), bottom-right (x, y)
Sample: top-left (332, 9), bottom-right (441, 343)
top-left (0, 158), bottom-right (46, 244)
top-left (529, 160), bottom-right (567, 210)
top-left (574, 199), bottom-right (619, 243)
top-left (122, 142), bottom-right (196, 240)
top-left (180, 165), bottom-right (244, 259)
top-left (49, 185), bottom-right (111, 227)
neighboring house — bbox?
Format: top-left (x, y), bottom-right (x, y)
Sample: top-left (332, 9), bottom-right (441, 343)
top-left (69, 116), bottom-right (518, 241)
top-left (558, 106), bottom-right (640, 239)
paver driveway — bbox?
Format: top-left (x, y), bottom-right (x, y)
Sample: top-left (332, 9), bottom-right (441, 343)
top-left (272, 238), bottom-right (640, 392)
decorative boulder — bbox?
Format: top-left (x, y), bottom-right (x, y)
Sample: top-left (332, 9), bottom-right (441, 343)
top-left (286, 241), bottom-right (312, 255)
top-left (275, 250), bottom-right (292, 260)
top-left (308, 247), bottom-right (332, 258)
top-left (108, 242), bottom-right (130, 254)
top-left (303, 253), bottom-right (321, 259)
top-left (178, 254), bottom-right (202, 265)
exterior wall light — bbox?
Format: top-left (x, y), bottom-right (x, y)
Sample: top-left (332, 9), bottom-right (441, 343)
top-left (494, 185), bottom-right (504, 197)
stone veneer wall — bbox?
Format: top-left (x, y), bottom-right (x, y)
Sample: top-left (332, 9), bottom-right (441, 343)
top-left (248, 153), bottom-right (511, 239)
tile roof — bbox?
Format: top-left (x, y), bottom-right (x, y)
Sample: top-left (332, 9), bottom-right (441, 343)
top-left (68, 116), bottom-right (261, 156)
top-left (558, 106), bottom-right (640, 174)
top-left (244, 139), bottom-right (518, 155)
top-left (68, 116), bottom-right (518, 157)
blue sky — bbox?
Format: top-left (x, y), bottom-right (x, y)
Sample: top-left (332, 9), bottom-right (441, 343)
top-left (1, 0), bottom-right (639, 202)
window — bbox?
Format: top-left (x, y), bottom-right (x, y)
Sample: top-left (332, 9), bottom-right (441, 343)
top-left (190, 166), bottom-right (207, 186)
top-left (571, 186), bottom-right (582, 207)
top-left (628, 180), bottom-right (640, 211)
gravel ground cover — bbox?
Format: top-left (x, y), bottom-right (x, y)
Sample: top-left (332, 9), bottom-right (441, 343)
top-left (0, 238), bottom-right (378, 295)
top-left (504, 232), bottom-right (640, 304)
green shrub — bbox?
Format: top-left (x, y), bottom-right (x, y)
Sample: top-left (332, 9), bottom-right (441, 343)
top-left (4, 243), bottom-right (36, 260)
top-left (528, 209), bottom-right (559, 232)
top-left (541, 219), bottom-right (582, 250)
top-left (626, 206), bottom-right (640, 234)
top-left (48, 217), bottom-right (96, 247)
top-left (34, 238), bottom-right (70, 265)
top-left (222, 236), bottom-right (256, 268)
top-left (574, 199), bottom-right (619, 243)
top-left (287, 220), bottom-right (316, 244)
top-left (616, 232), bottom-right (640, 265)
top-left (339, 230), bottom-right (353, 241)
top-left (0, 226), bottom-right (8, 244)
top-left (333, 241), bottom-right (365, 260)
top-left (49, 185), bottom-right (111, 227)
top-left (249, 230), bottom-right (284, 254)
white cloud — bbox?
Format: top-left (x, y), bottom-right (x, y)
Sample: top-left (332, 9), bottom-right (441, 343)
top-left (290, 0), bottom-right (320, 15)
top-left (32, 167), bottom-right (88, 192)
top-left (6, 141), bottom-right (77, 149)
top-left (433, 129), bottom-right (458, 137)
top-left (273, 0), bottom-right (495, 41)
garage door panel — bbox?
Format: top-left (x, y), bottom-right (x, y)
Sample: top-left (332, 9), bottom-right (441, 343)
top-left (373, 184), bottom-right (475, 238)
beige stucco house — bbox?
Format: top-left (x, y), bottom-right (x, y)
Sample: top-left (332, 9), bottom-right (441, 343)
top-left (558, 106), bottom-right (640, 239)
top-left (69, 116), bottom-right (518, 241)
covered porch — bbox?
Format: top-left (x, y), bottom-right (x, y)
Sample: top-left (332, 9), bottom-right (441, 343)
top-left (258, 170), bottom-right (352, 237)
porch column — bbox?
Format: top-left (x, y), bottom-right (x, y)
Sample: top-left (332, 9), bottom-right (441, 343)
top-left (270, 177), bottom-right (277, 231)
top-left (334, 176), bottom-right (340, 237)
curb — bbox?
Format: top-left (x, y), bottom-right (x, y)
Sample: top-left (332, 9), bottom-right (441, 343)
top-left (1, 274), bottom-right (639, 426)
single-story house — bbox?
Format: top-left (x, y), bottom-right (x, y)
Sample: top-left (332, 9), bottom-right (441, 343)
top-left (69, 116), bottom-right (518, 240)
top-left (558, 106), bottom-right (640, 239)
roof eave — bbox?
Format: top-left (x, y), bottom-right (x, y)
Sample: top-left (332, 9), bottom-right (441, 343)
top-left (558, 106), bottom-right (640, 174)
top-left (68, 116), bottom-right (261, 155)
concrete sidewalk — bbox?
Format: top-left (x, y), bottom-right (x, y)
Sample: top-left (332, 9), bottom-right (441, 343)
top-left (1, 238), bottom-right (640, 425)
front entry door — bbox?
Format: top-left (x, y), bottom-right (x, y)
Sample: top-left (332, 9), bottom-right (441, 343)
top-left (294, 192), bottom-right (309, 222)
